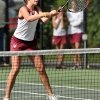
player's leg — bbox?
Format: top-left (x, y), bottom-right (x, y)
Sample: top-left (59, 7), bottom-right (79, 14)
top-left (59, 44), bottom-right (66, 68)
top-left (75, 42), bottom-right (82, 68)
top-left (4, 56), bottom-right (21, 99)
top-left (55, 44), bottom-right (62, 68)
top-left (77, 53), bottom-right (82, 68)
top-left (72, 44), bottom-right (78, 69)
top-left (72, 44), bottom-right (77, 63)
top-left (52, 36), bottom-right (62, 68)
top-left (55, 44), bottom-right (66, 69)
top-left (57, 35), bottom-right (67, 69)
top-left (29, 55), bottom-right (58, 100)
top-left (29, 55), bottom-right (53, 95)
top-left (57, 48), bottom-right (64, 66)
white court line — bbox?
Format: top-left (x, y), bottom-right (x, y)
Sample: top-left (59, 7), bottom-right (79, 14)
top-left (0, 95), bottom-right (44, 99)
top-left (0, 81), bottom-right (97, 100)
top-left (0, 96), bottom-right (44, 100)
top-left (16, 82), bottom-right (100, 92)
top-left (0, 81), bottom-right (99, 92)
top-left (0, 88), bottom-right (94, 100)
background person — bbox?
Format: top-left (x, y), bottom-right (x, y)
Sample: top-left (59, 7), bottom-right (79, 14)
top-left (3, 0), bottom-right (58, 100)
top-left (52, 5), bottom-right (67, 69)
top-left (66, 0), bottom-right (83, 69)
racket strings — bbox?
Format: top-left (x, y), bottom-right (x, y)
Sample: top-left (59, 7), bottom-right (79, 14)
top-left (77, 0), bottom-right (88, 10)
top-left (68, 0), bottom-right (89, 12)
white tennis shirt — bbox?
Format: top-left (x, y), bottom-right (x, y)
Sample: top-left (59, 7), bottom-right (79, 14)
top-left (53, 18), bottom-right (66, 36)
top-left (14, 11), bottom-right (39, 41)
top-left (66, 11), bottom-right (83, 34)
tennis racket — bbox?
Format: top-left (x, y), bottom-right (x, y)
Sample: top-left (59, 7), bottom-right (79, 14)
top-left (58, 0), bottom-right (90, 12)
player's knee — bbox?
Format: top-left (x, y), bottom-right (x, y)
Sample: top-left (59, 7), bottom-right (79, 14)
top-left (11, 68), bottom-right (20, 76)
top-left (38, 69), bottom-right (46, 75)
top-left (36, 65), bottom-right (44, 72)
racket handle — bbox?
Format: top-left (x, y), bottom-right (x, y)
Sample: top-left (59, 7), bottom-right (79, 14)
top-left (57, 9), bottom-right (62, 12)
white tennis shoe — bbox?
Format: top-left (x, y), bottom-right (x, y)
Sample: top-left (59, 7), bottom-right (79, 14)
top-left (46, 94), bottom-right (58, 100)
top-left (3, 98), bottom-right (10, 100)
top-left (3, 94), bottom-right (58, 100)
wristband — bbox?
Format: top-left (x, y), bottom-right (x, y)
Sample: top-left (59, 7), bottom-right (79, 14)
top-left (43, 12), bottom-right (47, 17)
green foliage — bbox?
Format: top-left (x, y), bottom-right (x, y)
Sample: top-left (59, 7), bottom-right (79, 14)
top-left (40, 0), bottom-right (100, 49)
top-left (87, 1), bottom-right (100, 47)
top-left (43, 20), bottom-right (53, 49)
top-left (55, 0), bottom-right (66, 6)
top-left (41, 0), bottom-right (67, 49)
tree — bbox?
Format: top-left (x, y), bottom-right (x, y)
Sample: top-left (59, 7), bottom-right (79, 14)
top-left (87, 1), bottom-right (100, 47)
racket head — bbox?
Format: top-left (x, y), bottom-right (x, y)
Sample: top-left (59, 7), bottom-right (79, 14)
top-left (67, 0), bottom-right (90, 12)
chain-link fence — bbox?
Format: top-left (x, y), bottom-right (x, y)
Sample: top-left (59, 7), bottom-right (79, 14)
top-left (1, 4), bottom-right (100, 51)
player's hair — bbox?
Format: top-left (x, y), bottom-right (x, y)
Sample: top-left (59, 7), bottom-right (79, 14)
top-left (71, 0), bottom-right (77, 4)
top-left (24, 0), bottom-right (27, 4)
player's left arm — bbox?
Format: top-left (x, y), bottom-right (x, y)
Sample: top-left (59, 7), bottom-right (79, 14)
top-left (36, 6), bottom-right (57, 23)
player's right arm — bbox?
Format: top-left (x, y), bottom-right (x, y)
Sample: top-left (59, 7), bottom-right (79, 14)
top-left (19, 6), bottom-right (57, 23)
top-left (19, 6), bottom-right (44, 22)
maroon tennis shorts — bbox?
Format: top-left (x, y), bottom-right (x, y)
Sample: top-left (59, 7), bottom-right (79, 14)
top-left (68, 33), bottom-right (82, 44)
top-left (10, 36), bottom-right (38, 51)
top-left (52, 35), bottom-right (67, 45)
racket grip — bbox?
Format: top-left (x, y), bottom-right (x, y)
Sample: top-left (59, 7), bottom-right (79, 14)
top-left (57, 7), bottom-right (63, 12)
top-left (57, 9), bottom-right (62, 12)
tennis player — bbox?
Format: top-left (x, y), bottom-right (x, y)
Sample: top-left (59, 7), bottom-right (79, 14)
top-left (66, 0), bottom-right (83, 69)
top-left (3, 0), bottom-right (58, 100)
top-left (52, 5), bottom-right (67, 69)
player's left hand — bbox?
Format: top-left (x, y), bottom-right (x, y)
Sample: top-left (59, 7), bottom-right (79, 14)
top-left (50, 10), bottom-right (58, 16)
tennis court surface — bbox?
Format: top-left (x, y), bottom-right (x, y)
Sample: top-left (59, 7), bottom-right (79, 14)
top-left (0, 48), bottom-right (100, 100)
